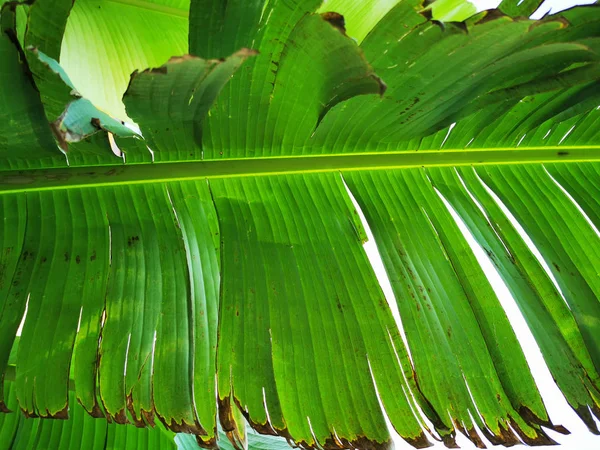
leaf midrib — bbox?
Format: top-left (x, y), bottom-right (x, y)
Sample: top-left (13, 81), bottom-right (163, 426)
top-left (1, 146), bottom-right (599, 194)
top-left (105, 0), bottom-right (189, 18)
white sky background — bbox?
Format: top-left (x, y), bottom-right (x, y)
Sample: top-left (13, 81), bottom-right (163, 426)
top-left (361, 2), bottom-right (600, 449)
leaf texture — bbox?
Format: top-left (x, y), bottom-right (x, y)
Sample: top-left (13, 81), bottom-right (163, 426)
top-left (1, 0), bottom-right (600, 449)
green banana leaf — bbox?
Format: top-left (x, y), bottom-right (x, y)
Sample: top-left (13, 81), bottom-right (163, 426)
top-left (0, 393), bottom-right (292, 450)
top-left (0, 381), bottom-right (179, 450)
top-left (0, 386), bottom-right (291, 450)
top-left (0, 340), bottom-right (292, 449)
top-left (1, 0), bottom-right (600, 449)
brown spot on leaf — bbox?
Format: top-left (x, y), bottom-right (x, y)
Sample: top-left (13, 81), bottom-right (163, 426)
top-left (142, 409), bottom-right (155, 427)
top-left (49, 405), bottom-right (69, 420)
top-left (22, 408), bottom-right (39, 419)
top-left (474, 8), bottom-right (508, 25)
top-left (420, 7), bottom-right (434, 20)
top-left (510, 417), bottom-right (556, 446)
top-left (196, 434), bottom-right (217, 449)
top-left (553, 424), bottom-right (570, 435)
top-left (85, 401), bottom-right (105, 418)
top-left (159, 415), bottom-right (204, 434)
top-left (149, 66), bottom-right (168, 74)
top-left (126, 394), bottom-right (147, 428)
top-left (75, 255), bottom-right (81, 264)
top-left (90, 117), bottom-right (102, 129)
top-left (112, 408), bottom-right (129, 424)
top-left (484, 420), bottom-right (522, 446)
top-left (400, 97), bottom-right (421, 116)
top-left (552, 262), bottom-right (560, 272)
top-left (404, 431), bottom-right (432, 449)
top-left (574, 404), bottom-right (600, 434)
top-left (321, 11), bottom-right (346, 33)
top-left (218, 395), bottom-right (244, 446)
top-left (519, 404), bottom-right (569, 434)
top-left (464, 426), bottom-right (486, 449)
top-left (441, 432), bottom-right (459, 448)
top-left (50, 120), bottom-right (69, 153)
